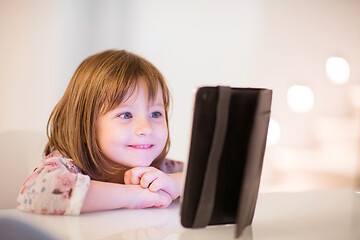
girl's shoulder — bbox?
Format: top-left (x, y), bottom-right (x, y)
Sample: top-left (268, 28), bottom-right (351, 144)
top-left (18, 151), bottom-right (90, 215)
top-left (159, 158), bottom-right (184, 174)
top-left (37, 151), bottom-right (82, 174)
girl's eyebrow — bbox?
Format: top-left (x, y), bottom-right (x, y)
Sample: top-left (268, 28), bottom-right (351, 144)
top-left (115, 103), bottom-right (132, 109)
top-left (151, 102), bottom-right (165, 108)
top-left (114, 102), bottom-right (164, 110)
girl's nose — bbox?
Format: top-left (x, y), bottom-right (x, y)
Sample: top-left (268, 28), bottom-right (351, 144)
top-left (134, 117), bottom-right (152, 136)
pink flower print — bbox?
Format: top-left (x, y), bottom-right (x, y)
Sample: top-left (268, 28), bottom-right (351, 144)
top-left (44, 161), bottom-right (62, 169)
top-left (36, 160), bottom-right (62, 174)
top-left (41, 208), bottom-right (48, 214)
top-left (44, 152), bottom-right (62, 159)
top-left (52, 172), bottom-right (76, 199)
top-left (61, 190), bottom-right (72, 200)
top-left (55, 172), bottom-right (76, 193)
top-left (61, 160), bottom-right (78, 174)
top-left (44, 154), bottom-right (53, 160)
top-left (52, 209), bottom-right (65, 215)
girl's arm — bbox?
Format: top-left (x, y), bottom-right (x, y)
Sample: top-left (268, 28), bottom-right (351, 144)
top-left (17, 154), bottom-right (172, 215)
top-left (81, 180), bottom-right (172, 213)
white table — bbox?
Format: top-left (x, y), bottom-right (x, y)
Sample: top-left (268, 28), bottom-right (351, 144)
top-left (1, 189), bottom-right (359, 239)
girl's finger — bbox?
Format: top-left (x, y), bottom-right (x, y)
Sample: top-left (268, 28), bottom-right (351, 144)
top-left (124, 168), bottom-right (144, 185)
top-left (124, 170), bottom-right (134, 185)
top-left (140, 171), bottom-right (159, 189)
top-left (149, 178), bottom-right (164, 193)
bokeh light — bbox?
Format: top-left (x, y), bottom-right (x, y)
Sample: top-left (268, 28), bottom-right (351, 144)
top-left (326, 57), bottom-right (350, 84)
top-left (267, 118), bottom-right (281, 146)
top-left (287, 85), bottom-right (314, 113)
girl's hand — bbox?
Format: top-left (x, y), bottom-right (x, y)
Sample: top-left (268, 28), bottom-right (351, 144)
top-left (126, 185), bottom-right (172, 209)
top-left (124, 167), bottom-right (182, 200)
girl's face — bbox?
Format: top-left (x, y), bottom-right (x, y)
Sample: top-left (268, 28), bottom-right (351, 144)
top-left (96, 80), bottom-right (168, 168)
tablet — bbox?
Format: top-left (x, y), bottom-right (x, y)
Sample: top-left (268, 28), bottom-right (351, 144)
top-left (180, 86), bottom-right (272, 237)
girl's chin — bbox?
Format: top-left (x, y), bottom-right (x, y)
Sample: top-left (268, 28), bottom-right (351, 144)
top-left (125, 153), bottom-right (160, 168)
top-left (127, 160), bottom-right (153, 168)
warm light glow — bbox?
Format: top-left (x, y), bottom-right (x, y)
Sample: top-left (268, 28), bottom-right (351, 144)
top-left (326, 57), bottom-right (350, 84)
top-left (287, 85), bottom-right (314, 113)
top-left (267, 118), bottom-right (280, 146)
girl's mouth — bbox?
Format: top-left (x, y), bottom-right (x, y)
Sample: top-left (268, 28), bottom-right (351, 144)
top-left (128, 144), bottom-right (154, 149)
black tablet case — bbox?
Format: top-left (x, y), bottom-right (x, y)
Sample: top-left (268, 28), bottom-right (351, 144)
top-left (180, 86), bottom-right (272, 237)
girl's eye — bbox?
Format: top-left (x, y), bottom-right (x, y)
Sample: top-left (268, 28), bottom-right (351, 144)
top-left (119, 112), bottom-right (133, 119)
top-left (150, 112), bottom-right (162, 118)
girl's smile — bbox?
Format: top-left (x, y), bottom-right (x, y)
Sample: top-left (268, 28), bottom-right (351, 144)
top-left (127, 144), bottom-right (154, 149)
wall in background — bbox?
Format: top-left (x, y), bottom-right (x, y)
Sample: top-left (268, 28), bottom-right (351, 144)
top-left (1, 0), bottom-right (359, 192)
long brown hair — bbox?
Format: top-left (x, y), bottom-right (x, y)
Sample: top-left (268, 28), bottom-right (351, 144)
top-left (45, 49), bottom-right (171, 182)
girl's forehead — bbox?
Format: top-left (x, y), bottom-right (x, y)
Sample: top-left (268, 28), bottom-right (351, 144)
top-left (121, 80), bottom-right (164, 105)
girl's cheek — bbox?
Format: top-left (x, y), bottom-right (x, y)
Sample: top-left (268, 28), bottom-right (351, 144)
top-left (157, 124), bottom-right (168, 143)
top-left (162, 124), bottom-right (169, 138)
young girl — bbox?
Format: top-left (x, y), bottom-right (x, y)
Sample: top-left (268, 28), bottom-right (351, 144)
top-left (17, 50), bottom-right (183, 215)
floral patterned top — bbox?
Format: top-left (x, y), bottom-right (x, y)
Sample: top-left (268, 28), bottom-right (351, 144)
top-left (17, 152), bottom-right (183, 215)
top-left (17, 152), bottom-right (90, 215)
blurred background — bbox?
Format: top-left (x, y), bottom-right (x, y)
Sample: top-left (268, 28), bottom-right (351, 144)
top-left (1, 0), bottom-right (359, 195)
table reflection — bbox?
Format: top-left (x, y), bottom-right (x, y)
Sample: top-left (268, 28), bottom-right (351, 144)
top-left (1, 190), bottom-right (360, 240)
